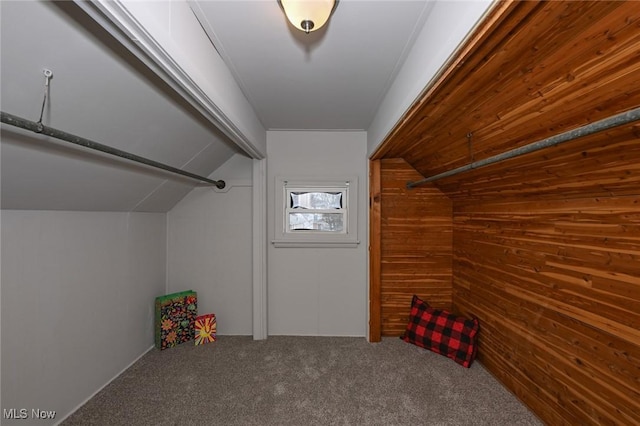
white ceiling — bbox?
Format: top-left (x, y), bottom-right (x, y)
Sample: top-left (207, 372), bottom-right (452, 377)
top-left (191, 0), bottom-right (434, 130)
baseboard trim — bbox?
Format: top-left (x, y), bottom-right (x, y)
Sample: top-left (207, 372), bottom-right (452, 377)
top-left (54, 344), bottom-right (155, 426)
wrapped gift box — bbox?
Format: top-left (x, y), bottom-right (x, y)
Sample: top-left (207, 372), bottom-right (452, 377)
top-left (155, 290), bottom-right (197, 350)
top-left (194, 313), bottom-right (217, 345)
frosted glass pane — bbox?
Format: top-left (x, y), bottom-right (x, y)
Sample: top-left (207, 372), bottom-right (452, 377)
top-left (291, 192), bottom-right (342, 209)
top-left (289, 213), bottom-right (344, 232)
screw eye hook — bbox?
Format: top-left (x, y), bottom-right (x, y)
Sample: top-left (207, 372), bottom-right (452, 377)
top-left (43, 69), bottom-right (53, 85)
top-left (37, 69), bottom-right (53, 126)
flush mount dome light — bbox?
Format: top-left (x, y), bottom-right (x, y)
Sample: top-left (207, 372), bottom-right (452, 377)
top-left (278, 0), bottom-right (339, 34)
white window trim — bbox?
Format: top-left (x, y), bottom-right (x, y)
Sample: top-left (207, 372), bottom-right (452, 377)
top-left (272, 176), bottom-right (359, 248)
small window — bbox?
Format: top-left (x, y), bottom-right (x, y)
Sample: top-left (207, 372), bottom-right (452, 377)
top-left (273, 177), bottom-right (359, 248)
top-left (287, 189), bottom-right (346, 233)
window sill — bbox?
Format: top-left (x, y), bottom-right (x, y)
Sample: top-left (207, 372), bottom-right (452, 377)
top-left (271, 239), bottom-right (360, 248)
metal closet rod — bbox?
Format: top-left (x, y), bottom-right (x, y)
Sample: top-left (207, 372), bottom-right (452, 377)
top-left (406, 106), bottom-right (640, 189)
top-left (0, 111), bottom-right (226, 189)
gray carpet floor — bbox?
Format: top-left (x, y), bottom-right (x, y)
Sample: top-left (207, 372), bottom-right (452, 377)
top-left (63, 336), bottom-right (542, 425)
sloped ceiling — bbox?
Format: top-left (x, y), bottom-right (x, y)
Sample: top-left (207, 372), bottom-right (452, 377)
top-left (1, 0), bottom-right (496, 213)
top-left (191, 0), bottom-right (434, 130)
top-left (375, 1), bottom-right (640, 200)
top-left (1, 1), bottom-right (239, 212)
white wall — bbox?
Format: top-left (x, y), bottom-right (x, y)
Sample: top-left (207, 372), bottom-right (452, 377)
top-left (0, 210), bottom-right (166, 425)
top-left (167, 154), bottom-right (254, 335)
top-left (267, 131), bottom-right (368, 336)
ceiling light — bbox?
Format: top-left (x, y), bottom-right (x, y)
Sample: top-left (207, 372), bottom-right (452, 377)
top-left (278, 0), bottom-right (339, 34)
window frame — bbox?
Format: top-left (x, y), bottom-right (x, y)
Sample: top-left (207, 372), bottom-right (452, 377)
top-left (285, 186), bottom-right (348, 234)
top-left (273, 176), bottom-right (359, 248)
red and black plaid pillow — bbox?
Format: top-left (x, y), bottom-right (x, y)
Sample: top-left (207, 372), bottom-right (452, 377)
top-left (401, 295), bottom-right (480, 368)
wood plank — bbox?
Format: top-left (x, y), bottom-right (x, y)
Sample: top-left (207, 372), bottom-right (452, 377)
top-left (379, 1), bottom-right (640, 187)
top-left (436, 125), bottom-right (640, 201)
top-left (378, 159), bottom-right (453, 336)
top-left (369, 160), bottom-right (382, 342)
top-left (452, 197), bottom-right (640, 425)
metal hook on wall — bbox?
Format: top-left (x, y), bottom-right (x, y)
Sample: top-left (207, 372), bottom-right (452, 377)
top-left (36, 68), bottom-right (53, 132)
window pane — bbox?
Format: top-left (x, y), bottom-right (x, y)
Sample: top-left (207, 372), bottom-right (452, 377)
top-left (289, 212), bottom-right (344, 232)
top-left (290, 192), bottom-right (342, 210)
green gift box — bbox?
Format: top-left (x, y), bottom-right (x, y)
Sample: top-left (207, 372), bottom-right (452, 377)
top-left (155, 290), bottom-right (197, 350)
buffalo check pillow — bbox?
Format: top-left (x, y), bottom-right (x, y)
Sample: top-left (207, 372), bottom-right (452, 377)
top-left (401, 295), bottom-right (480, 368)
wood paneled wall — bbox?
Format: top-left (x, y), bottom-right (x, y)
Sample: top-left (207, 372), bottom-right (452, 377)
top-left (370, 1), bottom-right (640, 423)
top-left (377, 1), bottom-right (640, 179)
top-left (445, 122), bottom-right (640, 425)
top-left (436, 124), bottom-right (640, 201)
top-left (372, 151), bottom-right (640, 422)
top-left (452, 195), bottom-right (640, 425)
top-left (370, 159), bottom-right (452, 340)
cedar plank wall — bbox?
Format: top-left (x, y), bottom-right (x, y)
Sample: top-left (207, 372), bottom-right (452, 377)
top-left (446, 126), bottom-right (640, 425)
top-left (371, 1), bottom-right (640, 425)
top-left (375, 159), bottom-right (452, 337)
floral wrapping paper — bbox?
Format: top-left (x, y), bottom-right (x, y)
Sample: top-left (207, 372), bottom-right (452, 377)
top-left (155, 290), bottom-right (197, 350)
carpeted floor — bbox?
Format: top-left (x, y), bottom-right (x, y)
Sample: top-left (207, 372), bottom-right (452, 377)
top-left (63, 336), bottom-right (542, 425)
